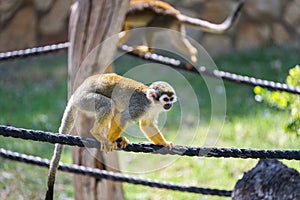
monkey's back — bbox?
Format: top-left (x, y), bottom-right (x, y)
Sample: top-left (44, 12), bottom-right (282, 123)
top-left (87, 73), bottom-right (146, 96)
top-left (82, 73), bottom-right (150, 115)
top-left (126, 0), bottom-right (179, 28)
top-left (128, 0), bottom-right (179, 16)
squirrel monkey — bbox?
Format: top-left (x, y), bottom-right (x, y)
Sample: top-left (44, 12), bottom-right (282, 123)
top-left (45, 73), bottom-right (177, 199)
top-left (119, 0), bottom-right (244, 65)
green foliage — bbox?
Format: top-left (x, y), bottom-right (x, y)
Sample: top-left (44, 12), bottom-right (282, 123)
top-left (254, 65), bottom-right (300, 135)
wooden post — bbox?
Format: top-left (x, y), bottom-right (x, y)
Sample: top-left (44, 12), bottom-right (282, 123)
top-left (68, 0), bottom-right (129, 199)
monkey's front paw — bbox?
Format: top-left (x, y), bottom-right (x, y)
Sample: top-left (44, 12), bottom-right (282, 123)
top-left (164, 141), bottom-right (173, 150)
top-left (186, 57), bottom-right (197, 70)
top-left (135, 45), bottom-right (152, 53)
top-left (116, 136), bottom-right (129, 149)
top-left (185, 55), bottom-right (197, 70)
top-left (185, 63), bottom-right (194, 70)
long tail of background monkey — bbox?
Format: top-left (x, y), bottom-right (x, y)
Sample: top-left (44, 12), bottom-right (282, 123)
top-left (45, 97), bottom-right (76, 200)
top-left (177, 0), bottom-right (244, 34)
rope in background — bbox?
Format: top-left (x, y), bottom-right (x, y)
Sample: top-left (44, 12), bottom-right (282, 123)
top-left (1, 125), bottom-right (300, 160)
top-left (118, 45), bottom-right (300, 95)
top-left (0, 42), bottom-right (69, 60)
top-left (0, 42), bottom-right (299, 94)
top-left (0, 148), bottom-right (231, 197)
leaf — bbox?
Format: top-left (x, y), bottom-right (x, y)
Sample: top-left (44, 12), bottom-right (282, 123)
top-left (254, 65), bottom-right (300, 135)
top-left (254, 86), bottom-right (262, 95)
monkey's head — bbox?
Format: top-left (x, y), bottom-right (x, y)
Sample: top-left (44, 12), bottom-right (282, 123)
top-left (146, 81), bottom-right (177, 111)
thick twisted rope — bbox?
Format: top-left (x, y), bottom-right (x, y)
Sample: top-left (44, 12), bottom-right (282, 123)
top-left (0, 43), bottom-right (299, 94)
top-left (0, 148), bottom-right (232, 197)
top-left (1, 125), bottom-right (300, 160)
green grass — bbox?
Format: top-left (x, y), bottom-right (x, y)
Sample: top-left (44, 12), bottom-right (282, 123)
top-left (0, 46), bottom-right (300, 199)
top-left (0, 54), bottom-right (73, 199)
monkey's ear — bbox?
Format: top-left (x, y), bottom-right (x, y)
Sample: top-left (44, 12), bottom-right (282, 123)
top-left (146, 89), bottom-right (157, 100)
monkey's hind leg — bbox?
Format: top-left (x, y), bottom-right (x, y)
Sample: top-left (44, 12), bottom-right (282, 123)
top-left (135, 28), bottom-right (156, 53)
top-left (107, 115), bottom-right (129, 149)
top-left (170, 24), bottom-right (197, 68)
top-left (80, 93), bottom-right (115, 152)
top-left (91, 115), bottom-right (114, 152)
top-left (118, 24), bottom-right (132, 45)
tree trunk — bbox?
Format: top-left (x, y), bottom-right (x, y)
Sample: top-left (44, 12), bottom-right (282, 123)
top-left (68, 0), bottom-right (129, 199)
top-left (232, 159), bottom-right (300, 200)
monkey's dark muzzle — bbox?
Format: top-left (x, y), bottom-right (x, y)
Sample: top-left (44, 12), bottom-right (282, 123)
top-left (164, 103), bottom-right (172, 110)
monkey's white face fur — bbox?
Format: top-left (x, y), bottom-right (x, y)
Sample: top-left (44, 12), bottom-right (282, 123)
top-left (159, 94), bottom-right (177, 110)
top-left (146, 81), bottom-right (177, 112)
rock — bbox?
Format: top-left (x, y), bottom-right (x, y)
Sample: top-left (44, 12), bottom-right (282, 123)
top-left (245, 0), bottom-right (283, 20)
top-left (0, 6), bottom-right (36, 51)
top-left (0, 0), bottom-right (23, 24)
top-left (0, 0), bottom-right (21, 11)
top-left (164, 0), bottom-right (205, 8)
top-left (199, 0), bottom-right (236, 23)
top-left (165, 0), bottom-right (195, 8)
top-left (32, 0), bottom-right (54, 12)
top-left (39, 0), bottom-right (71, 35)
top-left (271, 23), bottom-right (290, 45)
top-left (236, 22), bottom-right (270, 49)
top-left (297, 27), bottom-right (300, 35)
top-left (284, 0), bottom-right (300, 27)
top-left (201, 35), bottom-right (232, 55)
top-left (232, 159), bottom-right (300, 200)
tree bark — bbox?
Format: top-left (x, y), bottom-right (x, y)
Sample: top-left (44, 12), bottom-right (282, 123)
top-left (232, 159), bottom-right (300, 200)
top-left (68, 0), bottom-right (129, 199)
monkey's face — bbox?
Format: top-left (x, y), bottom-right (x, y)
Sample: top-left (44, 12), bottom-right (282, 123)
top-left (147, 81), bottom-right (177, 111)
top-left (159, 94), bottom-right (177, 111)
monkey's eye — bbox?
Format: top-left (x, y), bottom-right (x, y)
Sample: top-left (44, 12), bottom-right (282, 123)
top-left (170, 97), bottom-right (174, 102)
top-left (163, 97), bottom-right (169, 102)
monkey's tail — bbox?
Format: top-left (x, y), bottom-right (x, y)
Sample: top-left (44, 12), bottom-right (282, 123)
top-left (45, 97), bottom-right (76, 200)
top-left (177, 0), bottom-right (244, 34)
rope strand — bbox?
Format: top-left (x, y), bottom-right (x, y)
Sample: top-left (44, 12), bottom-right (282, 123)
top-left (1, 125), bottom-right (300, 160)
top-left (0, 148), bottom-right (231, 197)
